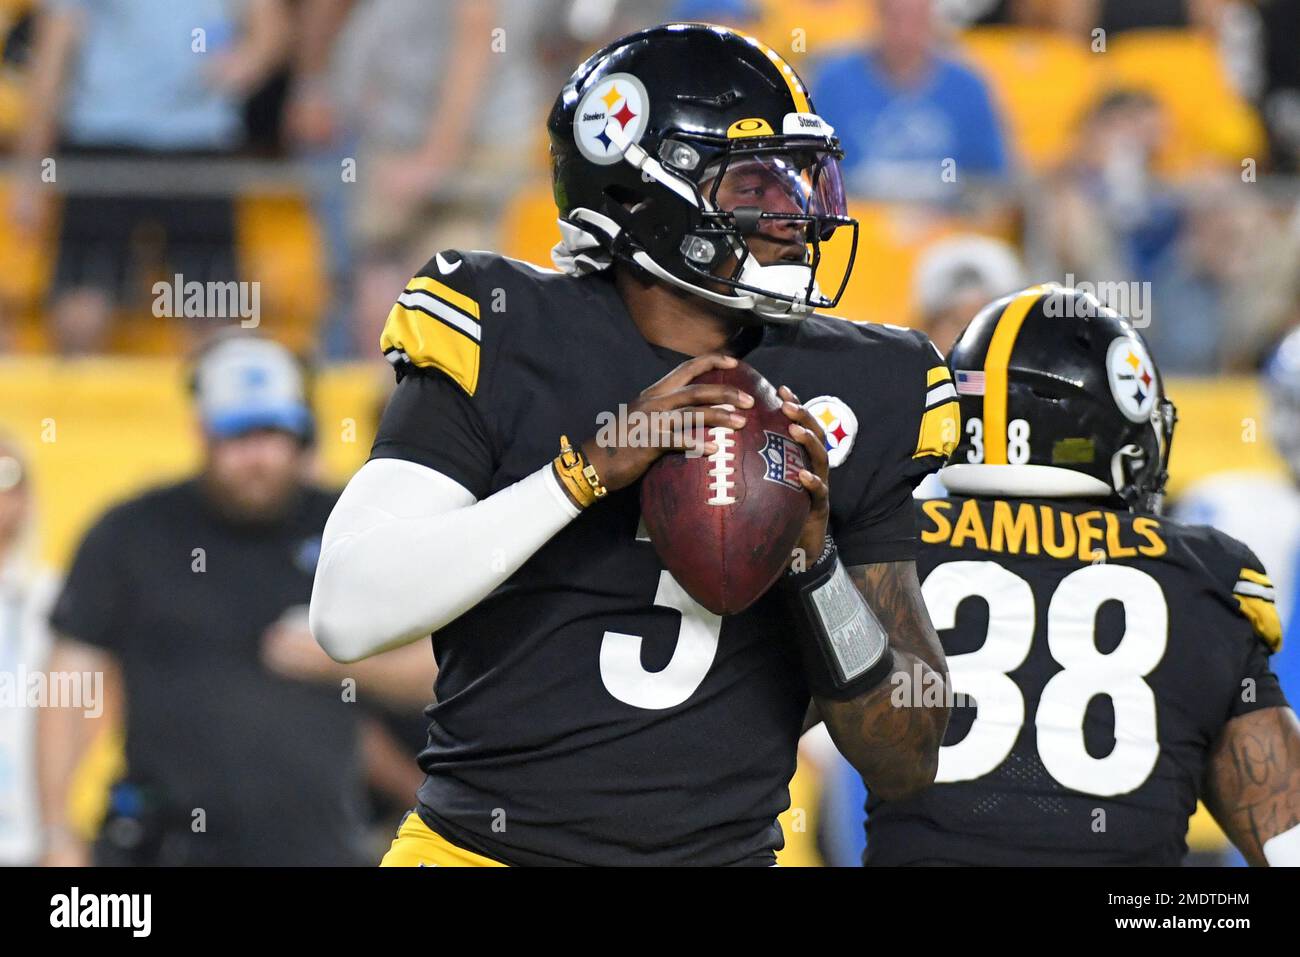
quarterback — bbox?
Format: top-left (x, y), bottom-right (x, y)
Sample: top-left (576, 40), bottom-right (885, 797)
top-left (867, 286), bottom-right (1300, 866)
top-left (310, 24), bottom-right (957, 866)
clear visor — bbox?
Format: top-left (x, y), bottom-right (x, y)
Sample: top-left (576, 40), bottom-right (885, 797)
top-left (705, 152), bottom-right (849, 236)
top-left (674, 146), bottom-right (858, 315)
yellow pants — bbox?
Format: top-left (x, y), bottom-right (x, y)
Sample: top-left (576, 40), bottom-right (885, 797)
top-left (380, 811), bottom-right (506, 867)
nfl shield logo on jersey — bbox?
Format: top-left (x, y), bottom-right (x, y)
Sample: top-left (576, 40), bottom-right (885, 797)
top-left (804, 395), bottom-right (859, 468)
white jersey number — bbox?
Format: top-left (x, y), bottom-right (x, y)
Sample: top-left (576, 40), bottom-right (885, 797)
top-left (599, 527), bottom-right (723, 709)
top-left (922, 561), bottom-right (1167, 796)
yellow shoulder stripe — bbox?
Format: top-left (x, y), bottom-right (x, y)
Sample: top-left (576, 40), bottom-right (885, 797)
top-left (1238, 567), bottom-right (1272, 587)
top-left (915, 400), bottom-right (960, 460)
top-left (927, 366), bottom-right (952, 387)
top-left (406, 275), bottom-right (480, 320)
top-left (380, 303), bottom-right (481, 395)
top-left (1235, 594), bottom-right (1283, 653)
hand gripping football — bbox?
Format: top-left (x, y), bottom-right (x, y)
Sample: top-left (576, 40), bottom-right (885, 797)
top-left (641, 361), bottom-right (811, 615)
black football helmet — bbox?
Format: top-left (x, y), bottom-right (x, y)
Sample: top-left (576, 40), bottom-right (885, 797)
top-left (943, 285), bottom-right (1177, 514)
top-left (547, 22), bottom-right (857, 322)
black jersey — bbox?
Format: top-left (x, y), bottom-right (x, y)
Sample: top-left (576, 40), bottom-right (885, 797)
top-left (865, 495), bottom-right (1288, 866)
top-left (50, 481), bottom-right (365, 866)
top-left (369, 250), bottom-right (959, 865)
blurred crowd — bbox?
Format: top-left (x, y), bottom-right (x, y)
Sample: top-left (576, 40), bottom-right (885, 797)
top-left (0, 0), bottom-right (1295, 372)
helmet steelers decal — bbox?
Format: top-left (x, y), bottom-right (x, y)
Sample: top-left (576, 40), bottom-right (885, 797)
top-left (1106, 336), bottom-right (1158, 423)
top-left (573, 73), bottom-right (650, 165)
top-left (804, 395), bottom-right (858, 468)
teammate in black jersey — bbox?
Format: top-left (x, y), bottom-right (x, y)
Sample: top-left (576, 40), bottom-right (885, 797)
top-left (866, 285), bottom-right (1300, 866)
top-left (308, 24), bottom-right (958, 866)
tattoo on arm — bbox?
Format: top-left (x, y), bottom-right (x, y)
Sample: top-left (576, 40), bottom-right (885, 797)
top-left (849, 561), bottom-right (947, 676)
top-left (1203, 707), bottom-right (1300, 866)
top-left (812, 561), bottom-right (950, 799)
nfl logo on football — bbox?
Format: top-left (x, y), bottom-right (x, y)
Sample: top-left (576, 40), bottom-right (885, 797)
top-left (758, 430), bottom-right (806, 492)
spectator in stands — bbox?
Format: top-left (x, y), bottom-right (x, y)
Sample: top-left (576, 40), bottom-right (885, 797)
top-left (1145, 175), bottom-right (1287, 373)
top-left (0, 435), bottom-right (58, 867)
top-left (1042, 88), bottom-right (1294, 373)
top-left (912, 233), bottom-right (1024, 355)
top-left (288, 0), bottom-right (501, 358)
top-left (11, 0), bottom-right (291, 354)
top-left (40, 334), bottom-right (435, 865)
top-left (1041, 91), bottom-right (1179, 290)
top-left (288, 0), bottom-right (676, 358)
top-left (809, 0), bottom-right (1012, 201)
top-left (1260, 0), bottom-right (1300, 172)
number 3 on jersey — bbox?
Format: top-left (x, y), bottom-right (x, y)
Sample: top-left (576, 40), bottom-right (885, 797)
top-left (922, 561), bottom-right (1167, 796)
top-left (599, 521), bottom-right (723, 710)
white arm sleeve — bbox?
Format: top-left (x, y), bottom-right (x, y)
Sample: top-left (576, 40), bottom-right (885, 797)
top-left (309, 457), bottom-right (581, 662)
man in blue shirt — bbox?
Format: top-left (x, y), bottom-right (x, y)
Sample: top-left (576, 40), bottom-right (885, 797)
top-left (810, 0), bottom-right (1011, 200)
top-left (12, 0), bottom-right (291, 354)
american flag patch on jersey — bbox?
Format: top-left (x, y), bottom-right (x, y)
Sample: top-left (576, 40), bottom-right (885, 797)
top-left (758, 431), bottom-right (806, 492)
top-left (955, 370), bottom-right (986, 395)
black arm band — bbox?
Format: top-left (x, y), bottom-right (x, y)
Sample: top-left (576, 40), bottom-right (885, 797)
top-left (781, 541), bottom-right (895, 701)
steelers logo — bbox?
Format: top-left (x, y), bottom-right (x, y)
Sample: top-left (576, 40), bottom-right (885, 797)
top-left (573, 73), bottom-right (649, 165)
top-left (804, 395), bottom-right (859, 468)
top-left (1106, 336), bottom-right (1158, 424)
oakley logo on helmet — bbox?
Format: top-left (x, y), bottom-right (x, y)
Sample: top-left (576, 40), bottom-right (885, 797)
top-left (574, 73), bottom-right (650, 165)
top-left (1106, 337), bottom-right (1159, 424)
top-left (727, 117), bottom-right (775, 138)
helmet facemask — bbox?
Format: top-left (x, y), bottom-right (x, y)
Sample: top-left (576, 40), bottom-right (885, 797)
top-left (590, 123), bottom-right (858, 322)
top-left (681, 144), bottom-right (857, 321)
top-left (1113, 395), bottom-right (1177, 514)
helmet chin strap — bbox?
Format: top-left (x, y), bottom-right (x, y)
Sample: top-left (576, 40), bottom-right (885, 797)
top-left (626, 248), bottom-right (818, 321)
top-left (737, 258), bottom-right (820, 321)
top-left (559, 206), bottom-right (821, 320)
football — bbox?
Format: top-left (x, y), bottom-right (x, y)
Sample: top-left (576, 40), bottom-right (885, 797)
top-left (641, 360), bottom-right (811, 615)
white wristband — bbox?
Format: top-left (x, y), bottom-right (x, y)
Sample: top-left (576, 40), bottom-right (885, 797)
top-left (1263, 822), bottom-right (1300, 866)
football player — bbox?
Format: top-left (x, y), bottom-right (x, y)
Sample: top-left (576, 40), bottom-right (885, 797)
top-left (866, 285), bottom-right (1300, 866)
top-left (310, 24), bottom-right (958, 866)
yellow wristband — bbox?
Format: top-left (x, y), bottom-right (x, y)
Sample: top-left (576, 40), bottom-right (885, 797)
top-left (553, 434), bottom-right (607, 508)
